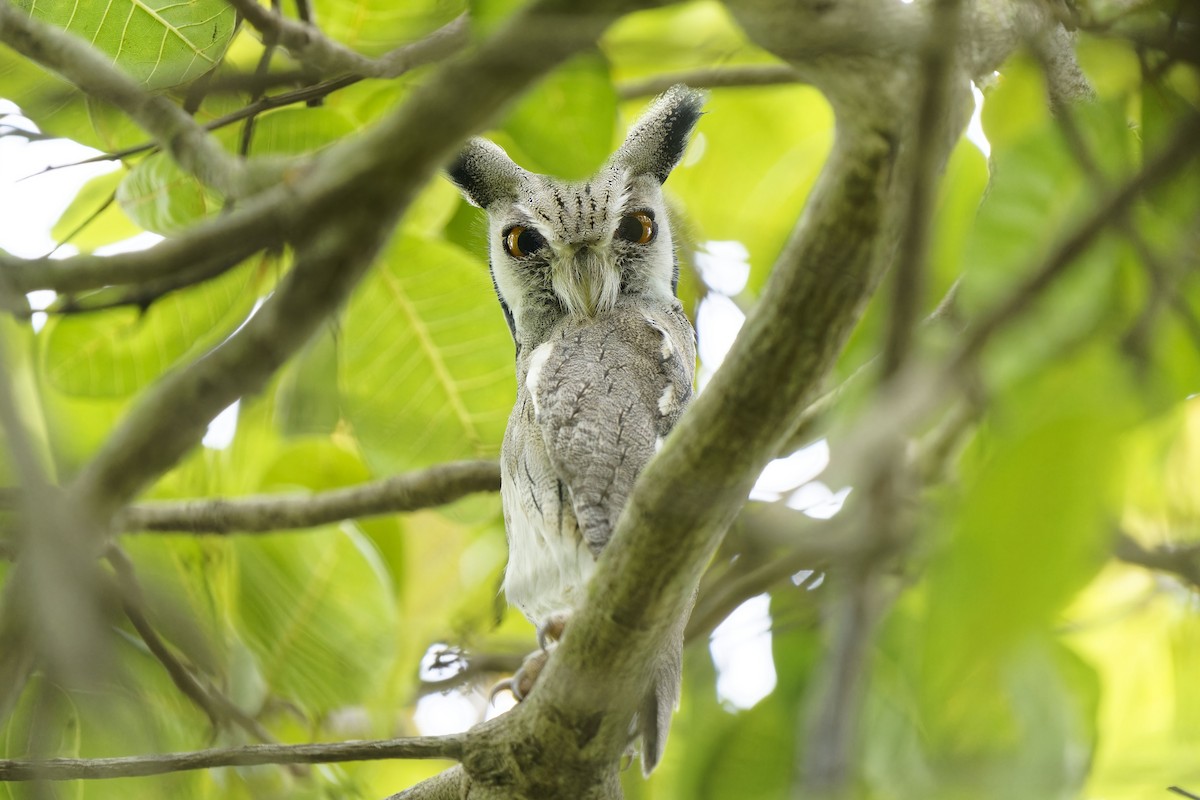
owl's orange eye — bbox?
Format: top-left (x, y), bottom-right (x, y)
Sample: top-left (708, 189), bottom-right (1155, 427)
top-left (615, 211), bottom-right (656, 245)
top-left (503, 226), bottom-right (545, 259)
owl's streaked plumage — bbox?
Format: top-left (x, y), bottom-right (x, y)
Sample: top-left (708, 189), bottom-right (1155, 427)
top-left (448, 85), bottom-right (704, 774)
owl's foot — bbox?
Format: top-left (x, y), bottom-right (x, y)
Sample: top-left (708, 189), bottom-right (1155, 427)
top-left (490, 612), bottom-right (572, 703)
top-left (536, 611), bottom-right (570, 650)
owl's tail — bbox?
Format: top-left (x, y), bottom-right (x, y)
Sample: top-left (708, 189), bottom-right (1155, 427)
top-left (638, 597), bottom-right (691, 775)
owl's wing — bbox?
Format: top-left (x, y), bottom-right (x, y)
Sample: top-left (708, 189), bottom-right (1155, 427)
top-left (530, 304), bottom-right (694, 555)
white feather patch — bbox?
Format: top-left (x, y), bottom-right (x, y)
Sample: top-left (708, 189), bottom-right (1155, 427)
top-left (644, 316), bottom-right (674, 360)
top-left (525, 342), bottom-right (555, 417)
top-left (658, 384), bottom-right (676, 415)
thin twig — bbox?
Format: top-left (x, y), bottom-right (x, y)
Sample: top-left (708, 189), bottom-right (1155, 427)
top-left (0, 735), bottom-right (464, 781)
top-left (228, 0), bottom-right (468, 80)
top-left (105, 547), bottom-right (280, 745)
top-left (119, 460), bottom-right (500, 534)
top-left (617, 65), bottom-right (801, 99)
top-left (46, 190), bottom-right (118, 259)
top-left (19, 12), bottom-right (468, 178)
top-left (22, 75), bottom-right (362, 176)
top-left (686, 511), bottom-right (849, 641)
top-left (417, 650), bottom-right (526, 696)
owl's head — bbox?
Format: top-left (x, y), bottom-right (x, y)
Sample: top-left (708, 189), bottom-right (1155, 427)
top-left (448, 85), bottom-right (705, 345)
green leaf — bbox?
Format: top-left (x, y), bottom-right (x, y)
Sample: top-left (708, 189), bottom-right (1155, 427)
top-left (122, 536), bottom-right (234, 675)
top-left (13, 0), bottom-right (235, 90)
top-left (919, 348), bottom-right (1135, 730)
top-left (275, 325), bottom-right (342, 437)
top-left (981, 54), bottom-right (1050, 153)
top-left (338, 234), bottom-right (514, 473)
top-left (0, 0), bottom-right (234, 150)
top-left (664, 85), bottom-right (834, 297)
top-left (0, 317), bottom-right (55, 485)
top-left (116, 152), bottom-right (221, 235)
top-left (501, 53), bottom-right (619, 180)
top-left (257, 437), bottom-right (371, 491)
top-left (1141, 80), bottom-right (1200, 216)
top-left (467, 0), bottom-right (525, 38)
top-left (603, 2), bottom-right (760, 81)
top-left (232, 527), bottom-right (397, 713)
top-left (40, 258), bottom-right (264, 398)
top-left (961, 99), bottom-right (1135, 386)
top-left (311, 0), bottom-right (463, 57)
top-left (0, 56), bottom-right (145, 150)
top-left (50, 168), bottom-right (143, 252)
top-left (246, 106), bottom-right (355, 156)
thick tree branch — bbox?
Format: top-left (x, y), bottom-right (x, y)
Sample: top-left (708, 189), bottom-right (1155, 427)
top-left (386, 765), bottom-right (467, 800)
top-left (121, 460), bottom-right (501, 534)
top-left (0, 736), bottom-right (463, 781)
top-left (0, 212), bottom-right (274, 297)
top-left (0, 5), bottom-right (248, 198)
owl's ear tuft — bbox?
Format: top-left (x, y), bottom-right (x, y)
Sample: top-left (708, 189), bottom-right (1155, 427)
top-left (447, 138), bottom-right (523, 208)
top-left (612, 84), bottom-right (706, 184)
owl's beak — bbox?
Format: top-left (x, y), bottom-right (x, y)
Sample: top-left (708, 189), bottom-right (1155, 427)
top-left (552, 245), bottom-right (620, 318)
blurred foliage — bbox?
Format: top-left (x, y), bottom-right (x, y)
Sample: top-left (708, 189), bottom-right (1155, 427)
top-left (1, 0), bottom-right (1199, 799)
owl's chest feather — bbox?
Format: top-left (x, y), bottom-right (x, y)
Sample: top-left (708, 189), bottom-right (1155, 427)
top-left (500, 303), bottom-right (695, 625)
top-left (500, 445), bottom-right (594, 622)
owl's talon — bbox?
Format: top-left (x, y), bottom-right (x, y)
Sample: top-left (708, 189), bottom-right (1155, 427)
top-left (489, 678), bottom-right (521, 703)
top-left (537, 612), bottom-right (571, 651)
top-left (492, 645), bottom-right (554, 706)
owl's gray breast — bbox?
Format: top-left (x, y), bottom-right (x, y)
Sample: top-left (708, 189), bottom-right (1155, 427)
top-left (500, 299), bottom-right (695, 623)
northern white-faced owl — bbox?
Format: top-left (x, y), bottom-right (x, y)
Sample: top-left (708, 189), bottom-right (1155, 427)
top-left (447, 85), bottom-right (704, 774)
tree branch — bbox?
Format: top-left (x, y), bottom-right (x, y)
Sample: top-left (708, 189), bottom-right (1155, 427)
top-left (0, 4), bottom-right (248, 198)
top-left (385, 765), bottom-right (466, 800)
top-left (880, 0), bottom-right (966, 380)
top-left (0, 736), bottom-right (463, 781)
top-left (0, 11), bottom-right (470, 305)
top-left (105, 547), bottom-right (280, 746)
top-left (0, 214), bottom-right (274, 297)
top-left (616, 64), bottom-right (801, 99)
top-left (121, 460), bottom-right (501, 534)
top-left (1114, 533), bottom-right (1200, 590)
top-left (228, 1), bottom-right (469, 80)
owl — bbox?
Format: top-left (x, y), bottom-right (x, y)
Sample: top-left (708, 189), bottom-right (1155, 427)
top-left (447, 85), bottom-right (704, 774)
